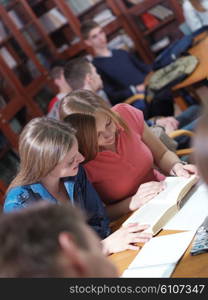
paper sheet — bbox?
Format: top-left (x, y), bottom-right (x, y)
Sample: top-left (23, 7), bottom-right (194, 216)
top-left (122, 263), bottom-right (176, 278)
top-left (122, 231), bottom-right (195, 278)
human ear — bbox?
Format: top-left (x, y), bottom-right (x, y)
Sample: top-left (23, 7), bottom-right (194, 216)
top-left (58, 232), bottom-right (89, 277)
top-left (85, 73), bottom-right (92, 85)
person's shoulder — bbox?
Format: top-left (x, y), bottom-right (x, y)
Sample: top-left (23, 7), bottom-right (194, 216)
top-left (112, 48), bottom-right (128, 56)
top-left (113, 103), bottom-right (142, 117)
top-left (112, 48), bottom-right (125, 53)
top-left (112, 103), bottom-right (144, 131)
top-left (113, 102), bottom-right (130, 111)
top-left (6, 186), bottom-right (27, 197)
top-left (4, 186), bottom-right (29, 212)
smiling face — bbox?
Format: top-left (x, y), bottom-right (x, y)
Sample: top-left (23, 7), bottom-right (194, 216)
top-left (95, 112), bottom-right (117, 148)
top-left (49, 139), bottom-right (84, 178)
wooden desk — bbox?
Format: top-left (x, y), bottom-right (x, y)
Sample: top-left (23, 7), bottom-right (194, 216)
top-left (108, 183), bottom-right (208, 277)
top-left (173, 32), bottom-right (208, 90)
top-left (109, 229), bottom-right (208, 277)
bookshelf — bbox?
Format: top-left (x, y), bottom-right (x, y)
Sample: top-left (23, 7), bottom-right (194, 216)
top-left (0, 0), bottom-right (139, 196)
top-left (111, 0), bottom-right (184, 63)
top-left (0, 0), bottom-right (184, 198)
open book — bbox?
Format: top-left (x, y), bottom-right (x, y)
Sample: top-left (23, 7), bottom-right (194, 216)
top-left (123, 175), bottom-right (198, 235)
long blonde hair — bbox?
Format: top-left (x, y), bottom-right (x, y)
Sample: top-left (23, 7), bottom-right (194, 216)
top-left (59, 89), bottom-right (129, 161)
top-left (8, 117), bottom-right (76, 191)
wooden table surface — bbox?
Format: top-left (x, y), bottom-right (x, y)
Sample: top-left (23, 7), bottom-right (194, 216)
top-left (108, 212), bottom-right (208, 278)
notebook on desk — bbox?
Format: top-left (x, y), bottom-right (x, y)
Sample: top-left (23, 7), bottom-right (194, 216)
top-left (122, 231), bottom-right (195, 278)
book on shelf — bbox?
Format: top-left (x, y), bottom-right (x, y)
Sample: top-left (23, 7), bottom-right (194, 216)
top-left (140, 12), bottom-right (160, 30)
top-left (0, 20), bottom-right (9, 42)
top-left (148, 5), bottom-right (173, 21)
top-left (150, 36), bottom-right (170, 53)
top-left (0, 47), bottom-right (17, 68)
top-left (108, 32), bottom-right (135, 50)
top-left (23, 31), bottom-right (36, 50)
top-left (123, 175), bottom-right (198, 236)
top-left (39, 8), bottom-right (68, 33)
top-left (93, 9), bottom-right (116, 27)
top-left (125, 0), bottom-right (145, 5)
top-left (65, 0), bottom-right (99, 15)
top-left (23, 25), bottom-right (42, 49)
top-left (8, 10), bottom-right (24, 29)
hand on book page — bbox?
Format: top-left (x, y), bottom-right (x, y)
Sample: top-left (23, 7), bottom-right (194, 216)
top-left (124, 175), bottom-right (198, 235)
top-left (129, 181), bottom-right (166, 211)
top-left (102, 223), bottom-right (152, 254)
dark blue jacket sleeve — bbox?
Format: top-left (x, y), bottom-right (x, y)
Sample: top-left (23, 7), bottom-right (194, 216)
top-left (75, 166), bottom-right (111, 239)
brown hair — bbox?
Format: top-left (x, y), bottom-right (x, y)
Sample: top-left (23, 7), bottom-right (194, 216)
top-left (59, 89), bottom-right (129, 162)
top-left (49, 60), bottom-right (67, 79)
top-left (7, 117), bottom-right (76, 191)
top-left (64, 57), bottom-right (92, 90)
top-left (0, 202), bottom-right (89, 277)
top-left (50, 66), bottom-right (63, 80)
top-left (64, 113), bottom-right (98, 162)
top-left (80, 20), bottom-right (100, 40)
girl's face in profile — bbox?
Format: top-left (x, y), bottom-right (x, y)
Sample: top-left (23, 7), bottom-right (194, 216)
top-left (49, 139), bottom-right (84, 178)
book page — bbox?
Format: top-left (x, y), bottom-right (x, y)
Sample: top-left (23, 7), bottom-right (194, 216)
top-left (164, 182), bottom-right (208, 231)
top-left (123, 175), bottom-right (197, 234)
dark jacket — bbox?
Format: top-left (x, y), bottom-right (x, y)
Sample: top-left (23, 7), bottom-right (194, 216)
top-left (93, 49), bottom-right (152, 104)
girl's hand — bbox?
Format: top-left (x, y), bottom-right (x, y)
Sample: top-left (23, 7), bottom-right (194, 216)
top-left (129, 181), bottom-right (166, 211)
top-left (101, 223), bottom-right (152, 255)
top-left (170, 162), bottom-right (198, 178)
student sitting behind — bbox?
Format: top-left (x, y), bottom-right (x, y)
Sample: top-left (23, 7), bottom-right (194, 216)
top-left (59, 90), bottom-right (197, 220)
top-left (4, 117), bottom-right (151, 254)
top-left (0, 202), bottom-right (118, 277)
top-left (80, 20), bottom-right (174, 118)
top-left (63, 57), bottom-right (200, 142)
top-left (64, 56), bottom-right (112, 107)
top-left (194, 107), bottom-right (208, 184)
top-left (182, 0), bottom-right (208, 32)
top-left (47, 60), bottom-right (71, 119)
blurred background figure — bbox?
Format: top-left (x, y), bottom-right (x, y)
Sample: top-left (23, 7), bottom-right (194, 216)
top-left (194, 105), bottom-right (208, 184)
top-left (182, 0), bottom-right (208, 33)
top-left (0, 202), bottom-right (118, 278)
